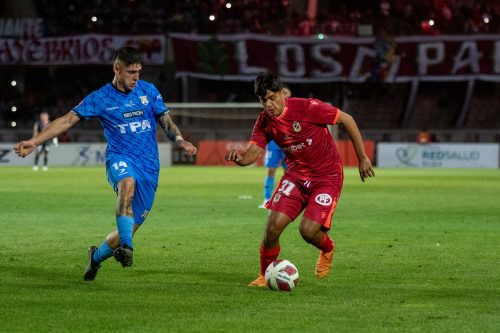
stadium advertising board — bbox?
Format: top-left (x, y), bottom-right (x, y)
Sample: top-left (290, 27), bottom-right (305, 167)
top-left (196, 140), bottom-right (374, 167)
top-left (0, 143), bottom-right (172, 166)
top-left (0, 34), bottom-right (165, 65)
top-left (377, 143), bottom-right (499, 168)
top-left (170, 33), bottom-right (500, 82)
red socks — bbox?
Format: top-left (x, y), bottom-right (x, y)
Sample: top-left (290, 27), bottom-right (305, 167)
top-left (258, 235), bottom-right (333, 275)
top-left (259, 245), bottom-right (280, 275)
top-left (318, 233), bottom-right (335, 253)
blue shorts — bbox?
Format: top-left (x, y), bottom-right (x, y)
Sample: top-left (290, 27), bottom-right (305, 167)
top-left (265, 140), bottom-right (287, 169)
top-left (106, 156), bottom-right (159, 225)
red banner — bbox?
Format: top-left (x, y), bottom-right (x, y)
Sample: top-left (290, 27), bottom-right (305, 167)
top-left (196, 140), bottom-right (264, 166)
top-left (170, 33), bottom-right (500, 82)
top-left (196, 140), bottom-right (374, 167)
top-left (0, 34), bottom-right (165, 65)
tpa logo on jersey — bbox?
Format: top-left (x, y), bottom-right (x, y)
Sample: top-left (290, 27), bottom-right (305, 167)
top-left (315, 194), bottom-right (332, 206)
top-left (139, 95), bottom-right (149, 105)
top-left (292, 121), bottom-right (301, 132)
top-left (116, 120), bottom-right (152, 134)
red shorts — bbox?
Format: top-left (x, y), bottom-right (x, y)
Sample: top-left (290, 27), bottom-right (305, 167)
top-left (266, 172), bottom-right (343, 230)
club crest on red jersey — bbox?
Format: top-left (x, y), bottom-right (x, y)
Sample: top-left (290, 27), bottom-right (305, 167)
top-left (292, 121), bottom-right (301, 132)
top-left (315, 194), bottom-right (332, 206)
top-left (274, 193), bottom-right (281, 203)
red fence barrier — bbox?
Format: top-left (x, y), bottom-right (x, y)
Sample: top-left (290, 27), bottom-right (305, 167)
top-left (196, 140), bottom-right (375, 167)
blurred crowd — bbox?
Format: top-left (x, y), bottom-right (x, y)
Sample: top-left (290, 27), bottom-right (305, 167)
top-left (2, 0), bottom-right (499, 130)
top-left (34, 0), bottom-right (500, 37)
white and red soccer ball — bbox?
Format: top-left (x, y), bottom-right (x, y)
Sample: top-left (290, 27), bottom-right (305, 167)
top-left (265, 260), bottom-right (299, 291)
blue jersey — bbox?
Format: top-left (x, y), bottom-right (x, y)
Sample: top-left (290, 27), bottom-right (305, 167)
top-left (73, 80), bottom-right (167, 173)
top-left (267, 140), bottom-right (281, 152)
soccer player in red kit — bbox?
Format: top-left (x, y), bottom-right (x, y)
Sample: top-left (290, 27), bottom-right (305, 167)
top-left (225, 71), bottom-right (375, 287)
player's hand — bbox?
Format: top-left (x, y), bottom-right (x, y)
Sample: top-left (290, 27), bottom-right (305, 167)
top-left (14, 140), bottom-right (36, 158)
top-left (178, 140), bottom-right (197, 156)
top-left (224, 150), bottom-right (243, 164)
top-left (359, 156), bottom-right (375, 182)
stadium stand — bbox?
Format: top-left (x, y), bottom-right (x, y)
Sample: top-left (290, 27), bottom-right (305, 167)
top-left (1, 0), bottom-right (499, 144)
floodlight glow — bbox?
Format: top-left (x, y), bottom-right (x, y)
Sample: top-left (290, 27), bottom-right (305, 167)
top-left (11, 106), bottom-right (17, 112)
top-left (317, 33), bottom-right (325, 39)
top-left (11, 80), bottom-right (17, 86)
top-left (429, 19), bottom-right (435, 26)
top-left (209, 15), bottom-right (215, 21)
top-left (226, 3), bottom-right (232, 9)
top-left (91, 16), bottom-right (97, 22)
top-left (11, 121), bottom-right (17, 127)
top-left (484, 17), bottom-right (489, 24)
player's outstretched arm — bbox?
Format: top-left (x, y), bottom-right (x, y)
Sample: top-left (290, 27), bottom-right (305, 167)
top-left (225, 142), bottom-right (263, 166)
top-left (14, 111), bottom-right (80, 158)
top-left (157, 113), bottom-right (197, 155)
top-left (336, 111), bottom-right (375, 182)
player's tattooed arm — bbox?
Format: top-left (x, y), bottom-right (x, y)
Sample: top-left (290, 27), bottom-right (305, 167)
top-left (157, 113), bottom-right (184, 144)
top-left (157, 113), bottom-right (197, 156)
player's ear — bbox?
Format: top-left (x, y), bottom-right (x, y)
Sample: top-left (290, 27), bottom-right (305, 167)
top-left (113, 63), bottom-right (121, 75)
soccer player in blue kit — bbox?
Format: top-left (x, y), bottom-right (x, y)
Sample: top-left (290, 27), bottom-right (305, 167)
top-left (14, 46), bottom-right (197, 281)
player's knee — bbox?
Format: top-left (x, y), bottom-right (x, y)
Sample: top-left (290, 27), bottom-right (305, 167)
top-left (299, 221), bottom-right (319, 241)
top-left (118, 177), bottom-right (135, 195)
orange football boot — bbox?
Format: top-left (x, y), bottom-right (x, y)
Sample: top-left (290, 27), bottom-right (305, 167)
top-left (248, 274), bottom-right (267, 287)
top-left (315, 248), bottom-right (335, 279)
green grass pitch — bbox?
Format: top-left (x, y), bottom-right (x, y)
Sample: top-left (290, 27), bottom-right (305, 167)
top-left (1, 166), bottom-right (499, 332)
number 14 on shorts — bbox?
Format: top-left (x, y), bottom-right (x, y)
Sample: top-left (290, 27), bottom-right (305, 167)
top-left (112, 161), bottom-right (129, 176)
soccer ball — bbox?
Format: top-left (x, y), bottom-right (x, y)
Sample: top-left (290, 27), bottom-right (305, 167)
top-left (264, 260), bottom-right (299, 291)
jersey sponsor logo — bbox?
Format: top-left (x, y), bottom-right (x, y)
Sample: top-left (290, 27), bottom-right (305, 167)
top-left (123, 110), bottom-right (144, 118)
top-left (292, 121), bottom-right (301, 132)
top-left (282, 137), bottom-right (313, 153)
top-left (116, 119), bottom-right (152, 134)
top-left (282, 142), bottom-right (306, 153)
top-left (106, 106), bottom-right (119, 111)
top-left (139, 95), bottom-right (149, 105)
top-left (315, 194), bottom-right (332, 206)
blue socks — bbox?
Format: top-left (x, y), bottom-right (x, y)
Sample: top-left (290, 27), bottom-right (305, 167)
top-left (116, 215), bottom-right (134, 249)
top-left (92, 241), bottom-right (114, 264)
top-left (90, 216), bottom-right (134, 265)
top-left (264, 176), bottom-right (275, 201)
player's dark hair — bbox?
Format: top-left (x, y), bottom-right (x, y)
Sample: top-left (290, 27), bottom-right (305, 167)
top-left (254, 71), bottom-right (282, 98)
top-left (113, 46), bottom-right (142, 66)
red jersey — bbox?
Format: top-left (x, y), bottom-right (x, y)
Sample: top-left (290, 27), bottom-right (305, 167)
top-left (251, 97), bottom-right (342, 181)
